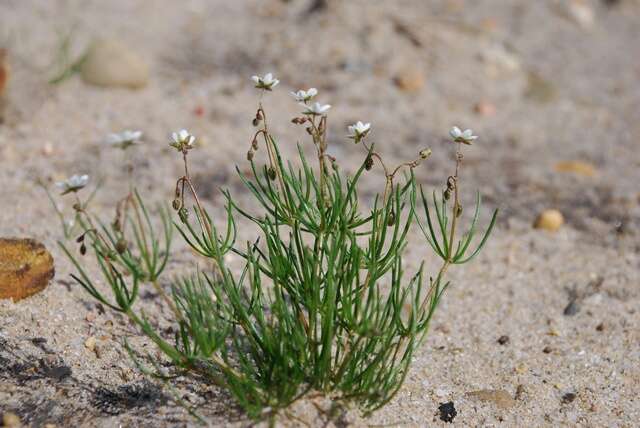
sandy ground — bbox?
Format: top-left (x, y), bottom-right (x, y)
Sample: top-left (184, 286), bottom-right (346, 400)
top-left (1, 0), bottom-right (639, 426)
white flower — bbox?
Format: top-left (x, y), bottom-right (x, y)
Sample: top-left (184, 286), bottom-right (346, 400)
top-left (347, 121), bottom-right (371, 140)
top-left (291, 87), bottom-right (318, 102)
top-left (449, 126), bottom-right (478, 145)
top-left (56, 174), bottom-right (89, 195)
top-left (170, 129), bottom-right (196, 151)
top-left (251, 72), bottom-right (279, 91)
top-left (104, 130), bottom-right (142, 149)
top-left (301, 102), bottom-right (331, 116)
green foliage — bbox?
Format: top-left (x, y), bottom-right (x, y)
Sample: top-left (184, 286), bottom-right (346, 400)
top-left (58, 95), bottom-right (496, 422)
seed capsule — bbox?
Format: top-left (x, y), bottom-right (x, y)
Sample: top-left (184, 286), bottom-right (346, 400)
top-left (247, 150), bottom-right (254, 161)
top-left (115, 238), bottom-right (128, 254)
top-left (364, 155), bottom-right (374, 171)
top-left (172, 198), bottom-right (181, 210)
top-left (443, 189), bottom-right (451, 201)
top-left (268, 167), bottom-right (277, 181)
top-left (456, 204), bottom-right (463, 217)
top-left (80, 243), bottom-right (87, 255)
top-left (387, 210), bottom-right (396, 227)
top-left (252, 118), bottom-right (260, 127)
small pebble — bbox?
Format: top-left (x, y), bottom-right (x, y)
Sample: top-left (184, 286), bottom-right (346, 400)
top-left (596, 322), bottom-right (605, 332)
top-left (567, 0), bottom-right (595, 29)
top-left (497, 335), bottom-right (510, 345)
top-left (438, 401), bottom-right (457, 423)
top-left (0, 48), bottom-right (8, 96)
top-left (84, 336), bottom-right (96, 352)
top-left (41, 142), bottom-right (54, 157)
top-left (394, 67), bottom-right (425, 92)
top-left (563, 299), bottom-right (580, 316)
top-left (534, 209), bottom-right (564, 232)
top-left (562, 392), bottom-right (577, 404)
top-left (474, 101), bottom-right (496, 117)
top-left (2, 412), bottom-right (21, 427)
top-left (80, 39), bottom-right (149, 89)
top-left (543, 345), bottom-right (553, 354)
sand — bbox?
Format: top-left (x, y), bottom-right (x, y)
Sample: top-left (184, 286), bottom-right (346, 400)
top-left (1, 0), bottom-right (639, 426)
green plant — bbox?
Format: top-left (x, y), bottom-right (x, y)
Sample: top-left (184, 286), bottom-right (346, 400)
top-left (60, 75), bottom-right (496, 422)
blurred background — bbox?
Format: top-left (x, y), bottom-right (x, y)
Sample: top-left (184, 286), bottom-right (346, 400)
top-left (0, 0), bottom-right (639, 426)
top-left (1, 0), bottom-right (638, 241)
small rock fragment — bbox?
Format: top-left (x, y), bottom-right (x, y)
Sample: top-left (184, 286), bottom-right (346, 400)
top-left (497, 335), bottom-right (510, 345)
top-left (0, 238), bottom-right (55, 301)
top-left (595, 322), bottom-right (604, 332)
top-left (480, 44), bottom-right (521, 76)
top-left (438, 401), bottom-right (457, 423)
top-left (563, 299), bottom-right (580, 316)
top-left (474, 101), bottom-right (496, 117)
top-left (534, 209), bottom-right (564, 232)
top-left (543, 345), bottom-right (553, 354)
top-left (515, 384), bottom-right (526, 401)
top-left (566, 0), bottom-right (595, 29)
top-left (562, 392), bottom-right (577, 404)
top-left (80, 39), bottom-right (149, 89)
top-left (466, 389), bottom-right (516, 409)
top-left (84, 336), bottom-right (97, 352)
top-left (394, 67), bottom-right (425, 92)
top-left (555, 160), bottom-right (597, 177)
top-left (0, 48), bottom-right (8, 96)
top-left (2, 412), bottom-right (21, 427)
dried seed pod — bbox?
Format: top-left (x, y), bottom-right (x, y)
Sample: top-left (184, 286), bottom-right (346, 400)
top-left (73, 203), bottom-right (81, 211)
top-left (456, 204), bottom-right (463, 217)
top-left (251, 139), bottom-right (259, 150)
top-left (247, 150), bottom-right (254, 161)
top-left (80, 243), bottom-right (87, 255)
top-left (252, 118), bottom-right (260, 127)
top-left (387, 210), bottom-right (396, 227)
top-left (172, 198), bottom-right (181, 210)
top-left (443, 189), bottom-right (451, 201)
top-left (364, 155), bottom-right (374, 171)
top-left (76, 234), bottom-right (85, 243)
top-left (115, 238), bottom-right (128, 254)
top-left (267, 167), bottom-right (277, 181)
top-left (447, 176), bottom-right (456, 191)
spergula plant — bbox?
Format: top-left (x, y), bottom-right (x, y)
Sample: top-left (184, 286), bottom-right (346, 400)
top-left (59, 73), bottom-right (497, 421)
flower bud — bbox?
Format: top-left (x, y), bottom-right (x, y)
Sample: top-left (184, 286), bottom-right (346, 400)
top-left (178, 207), bottom-right (189, 223)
